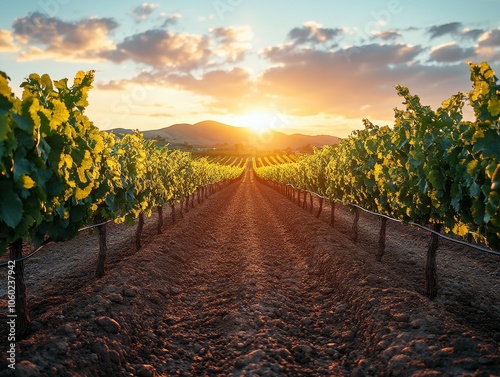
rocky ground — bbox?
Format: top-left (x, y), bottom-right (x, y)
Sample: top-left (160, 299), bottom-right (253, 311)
top-left (0, 168), bottom-right (499, 376)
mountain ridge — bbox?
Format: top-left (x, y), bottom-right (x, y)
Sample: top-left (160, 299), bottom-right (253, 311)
top-left (110, 120), bottom-right (339, 150)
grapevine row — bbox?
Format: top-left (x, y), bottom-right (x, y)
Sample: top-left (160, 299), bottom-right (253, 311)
top-left (255, 61), bottom-right (500, 298)
top-left (0, 70), bottom-right (243, 335)
top-left (0, 70), bottom-right (243, 256)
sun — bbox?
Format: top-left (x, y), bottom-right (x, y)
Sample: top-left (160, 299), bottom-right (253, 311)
top-left (237, 111), bottom-right (272, 132)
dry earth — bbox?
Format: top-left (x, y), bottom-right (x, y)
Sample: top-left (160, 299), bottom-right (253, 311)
top-left (0, 168), bottom-right (499, 376)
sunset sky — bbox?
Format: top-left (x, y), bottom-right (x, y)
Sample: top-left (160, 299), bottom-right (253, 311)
top-left (1, 0), bottom-right (499, 137)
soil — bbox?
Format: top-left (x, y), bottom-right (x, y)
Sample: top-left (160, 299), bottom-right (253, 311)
top-left (0, 168), bottom-right (499, 376)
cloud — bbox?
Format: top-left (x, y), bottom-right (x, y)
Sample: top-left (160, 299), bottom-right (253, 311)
top-left (429, 42), bottom-right (476, 63)
top-left (98, 67), bottom-right (257, 114)
top-left (371, 30), bottom-right (401, 41)
top-left (479, 29), bottom-right (500, 47)
top-left (92, 20), bottom-right (500, 128)
top-left (167, 68), bottom-right (255, 110)
top-left (209, 26), bottom-right (253, 63)
top-left (99, 69), bottom-right (166, 88)
top-left (263, 42), bottom-right (423, 67)
top-left (12, 12), bottom-right (118, 61)
top-left (462, 28), bottom-right (486, 41)
top-left (257, 41), bottom-right (473, 121)
top-left (288, 22), bottom-right (343, 46)
top-left (100, 29), bottom-right (211, 69)
top-left (0, 30), bottom-right (18, 52)
top-left (460, 28), bottom-right (500, 63)
top-left (427, 23), bottom-right (487, 43)
top-left (160, 13), bottom-right (182, 28)
top-left (101, 26), bottom-right (253, 70)
top-left (428, 22), bottom-right (462, 39)
top-left (131, 112), bottom-right (174, 118)
top-left (96, 79), bottom-right (127, 91)
top-left (132, 3), bottom-right (159, 22)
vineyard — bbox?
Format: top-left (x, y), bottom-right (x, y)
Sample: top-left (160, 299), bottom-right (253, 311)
top-left (0, 63), bottom-right (499, 376)
top-left (196, 153), bottom-right (300, 168)
top-left (0, 71), bottom-right (243, 336)
top-left (255, 61), bottom-right (500, 299)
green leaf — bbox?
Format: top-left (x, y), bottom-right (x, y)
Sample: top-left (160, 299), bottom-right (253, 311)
top-left (427, 169), bottom-right (445, 191)
top-left (472, 199), bottom-right (485, 225)
top-left (0, 182), bottom-right (23, 228)
top-left (469, 182), bottom-right (481, 197)
top-left (473, 129), bottom-right (500, 158)
top-left (12, 113), bottom-right (33, 133)
top-left (0, 115), bottom-right (11, 140)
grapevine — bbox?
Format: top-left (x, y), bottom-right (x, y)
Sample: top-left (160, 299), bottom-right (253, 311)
top-left (255, 61), bottom-right (500, 299)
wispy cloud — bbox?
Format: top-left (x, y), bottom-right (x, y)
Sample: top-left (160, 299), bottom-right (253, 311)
top-left (160, 13), bottom-right (182, 28)
top-left (371, 30), bottom-right (401, 41)
top-left (209, 26), bottom-right (253, 63)
top-left (167, 67), bottom-right (253, 101)
top-left (288, 22), bottom-right (343, 46)
top-left (131, 112), bottom-right (174, 118)
top-left (132, 3), bottom-right (160, 22)
top-left (427, 22), bottom-right (462, 39)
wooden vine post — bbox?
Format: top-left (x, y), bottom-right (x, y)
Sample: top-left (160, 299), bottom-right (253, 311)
top-left (135, 212), bottom-right (144, 250)
top-left (376, 217), bottom-right (388, 262)
top-left (171, 204), bottom-right (176, 223)
top-left (157, 206), bottom-right (163, 235)
top-left (330, 201), bottom-right (336, 227)
top-left (95, 220), bottom-right (107, 279)
top-left (426, 224), bottom-right (442, 300)
top-left (316, 197), bottom-right (324, 218)
top-left (351, 206), bottom-right (360, 243)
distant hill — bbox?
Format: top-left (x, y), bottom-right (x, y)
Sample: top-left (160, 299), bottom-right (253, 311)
top-left (110, 120), bottom-right (339, 150)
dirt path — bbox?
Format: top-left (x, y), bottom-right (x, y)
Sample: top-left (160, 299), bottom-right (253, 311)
top-left (1, 168), bottom-right (499, 376)
top-left (157, 168), bottom-right (343, 375)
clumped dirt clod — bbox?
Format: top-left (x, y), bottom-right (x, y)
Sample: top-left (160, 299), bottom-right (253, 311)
top-left (1, 169), bottom-right (499, 376)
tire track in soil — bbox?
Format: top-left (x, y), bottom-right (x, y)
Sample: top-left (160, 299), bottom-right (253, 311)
top-left (161, 168), bottom-right (341, 376)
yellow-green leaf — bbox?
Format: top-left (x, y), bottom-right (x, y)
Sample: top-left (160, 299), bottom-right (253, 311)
top-left (467, 160), bottom-right (478, 175)
top-left (488, 96), bottom-right (500, 117)
top-left (49, 99), bottom-right (70, 129)
top-left (0, 76), bottom-right (12, 98)
top-left (21, 175), bottom-right (35, 189)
